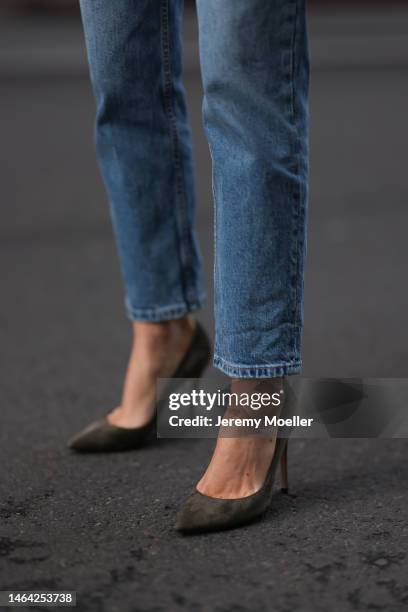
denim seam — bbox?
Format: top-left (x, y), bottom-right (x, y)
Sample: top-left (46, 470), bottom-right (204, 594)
top-left (206, 134), bottom-right (220, 357)
top-left (160, 0), bottom-right (195, 309)
top-left (288, 0), bottom-right (303, 362)
top-left (213, 354), bottom-right (302, 379)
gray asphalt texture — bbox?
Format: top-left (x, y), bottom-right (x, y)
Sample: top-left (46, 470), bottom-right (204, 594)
top-left (1, 5), bottom-right (408, 612)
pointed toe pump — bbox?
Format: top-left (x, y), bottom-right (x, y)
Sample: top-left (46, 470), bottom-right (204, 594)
top-left (175, 438), bottom-right (289, 534)
top-left (68, 322), bottom-right (211, 453)
top-left (176, 382), bottom-right (294, 534)
top-left (68, 416), bottom-right (156, 453)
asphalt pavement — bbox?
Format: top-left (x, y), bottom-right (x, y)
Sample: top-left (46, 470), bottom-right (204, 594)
top-left (0, 5), bottom-right (408, 611)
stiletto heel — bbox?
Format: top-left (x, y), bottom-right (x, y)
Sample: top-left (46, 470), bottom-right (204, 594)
top-left (280, 440), bottom-right (289, 494)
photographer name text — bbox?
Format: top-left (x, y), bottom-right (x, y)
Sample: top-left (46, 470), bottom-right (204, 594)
top-left (168, 415), bottom-right (313, 428)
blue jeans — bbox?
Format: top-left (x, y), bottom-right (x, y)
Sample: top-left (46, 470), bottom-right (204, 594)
top-left (79, 0), bottom-right (309, 378)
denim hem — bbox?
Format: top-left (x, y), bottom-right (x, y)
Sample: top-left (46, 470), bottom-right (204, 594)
top-left (213, 355), bottom-right (301, 379)
top-left (125, 295), bottom-right (205, 322)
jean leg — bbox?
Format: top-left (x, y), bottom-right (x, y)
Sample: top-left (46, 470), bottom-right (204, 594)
top-left (79, 0), bottom-right (204, 321)
top-left (196, 0), bottom-right (309, 378)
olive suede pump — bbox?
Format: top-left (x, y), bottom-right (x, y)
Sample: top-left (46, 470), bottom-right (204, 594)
top-left (175, 438), bottom-right (289, 534)
top-left (175, 383), bottom-right (294, 534)
top-left (68, 322), bottom-right (211, 453)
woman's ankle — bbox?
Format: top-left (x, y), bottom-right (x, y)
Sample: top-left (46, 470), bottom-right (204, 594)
top-left (131, 315), bottom-right (196, 345)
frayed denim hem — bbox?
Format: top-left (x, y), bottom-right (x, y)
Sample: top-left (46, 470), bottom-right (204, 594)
top-left (125, 294), bottom-right (205, 322)
top-left (213, 355), bottom-right (301, 379)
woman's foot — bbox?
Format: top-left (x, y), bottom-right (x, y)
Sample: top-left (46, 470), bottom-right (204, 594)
top-left (108, 315), bottom-right (196, 429)
top-left (196, 378), bottom-right (284, 499)
top-left (196, 436), bottom-right (277, 499)
top-left (176, 378), bottom-right (288, 533)
top-left (68, 317), bottom-right (211, 452)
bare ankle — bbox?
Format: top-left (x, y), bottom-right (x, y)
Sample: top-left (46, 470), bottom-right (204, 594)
top-left (132, 315), bottom-right (195, 342)
top-left (230, 377), bottom-right (284, 394)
